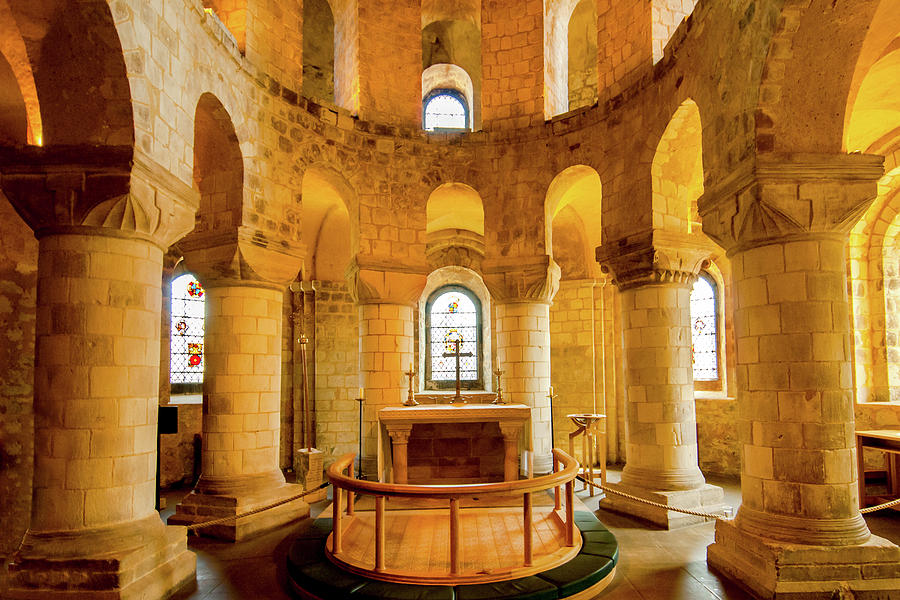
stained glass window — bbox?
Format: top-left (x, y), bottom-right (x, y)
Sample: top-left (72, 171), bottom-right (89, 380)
top-left (424, 89), bottom-right (468, 131)
top-left (690, 273), bottom-right (718, 381)
top-left (426, 287), bottom-right (480, 388)
top-left (171, 273), bottom-right (205, 386)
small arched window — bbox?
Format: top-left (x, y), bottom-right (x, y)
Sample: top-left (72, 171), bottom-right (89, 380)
top-left (426, 286), bottom-right (482, 389)
top-left (690, 272), bottom-right (719, 383)
top-left (423, 89), bottom-right (469, 131)
top-left (171, 273), bottom-right (205, 393)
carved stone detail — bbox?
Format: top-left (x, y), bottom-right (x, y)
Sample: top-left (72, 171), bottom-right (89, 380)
top-left (345, 254), bottom-right (428, 306)
top-left (482, 254), bottom-right (560, 303)
top-left (596, 230), bottom-right (716, 291)
top-left (698, 153), bottom-right (884, 254)
top-left (0, 145), bottom-right (198, 248)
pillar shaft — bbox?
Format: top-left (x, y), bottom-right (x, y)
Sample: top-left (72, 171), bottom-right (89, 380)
top-left (620, 281), bottom-right (706, 491)
top-left (359, 302), bottom-right (415, 478)
top-left (496, 300), bottom-right (553, 474)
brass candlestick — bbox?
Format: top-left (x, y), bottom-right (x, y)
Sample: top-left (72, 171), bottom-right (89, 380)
top-left (492, 368), bottom-right (505, 404)
top-left (403, 365), bottom-right (418, 406)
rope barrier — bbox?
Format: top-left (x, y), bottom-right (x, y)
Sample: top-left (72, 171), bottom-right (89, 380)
top-left (577, 475), bottom-right (900, 518)
top-left (185, 481), bottom-right (330, 534)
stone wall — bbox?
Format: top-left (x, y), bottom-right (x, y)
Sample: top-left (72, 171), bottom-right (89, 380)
top-left (695, 397), bottom-right (740, 476)
top-left (159, 403), bottom-right (202, 487)
top-left (0, 194), bottom-right (36, 557)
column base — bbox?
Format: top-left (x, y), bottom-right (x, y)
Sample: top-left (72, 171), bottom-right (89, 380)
top-left (5, 514), bottom-right (195, 600)
top-left (598, 481), bottom-right (725, 529)
top-left (708, 517), bottom-right (900, 599)
top-left (168, 482), bottom-right (309, 541)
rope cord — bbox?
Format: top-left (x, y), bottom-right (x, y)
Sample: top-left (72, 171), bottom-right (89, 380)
top-left (577, 476), bottom-right (900, 518)
top-left (185, 481), bottom-right (330, 533)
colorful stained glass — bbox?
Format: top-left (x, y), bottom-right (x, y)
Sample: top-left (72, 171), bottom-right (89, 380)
top-left (170, 273), bottom-right (205, 384)
top-left (187, 279), bottom-right (204, 298)
top-left (428, 289), bottom-right (478, 382)
top-left (690, 274), bottom-right (718, 381)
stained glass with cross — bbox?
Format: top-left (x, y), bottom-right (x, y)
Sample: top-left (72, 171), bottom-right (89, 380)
top-left (690, 273), bottom-right (718, 381)
top-left (427, 287), bottom-right (480, 387)
top-left (170, 273), bottom-right (205, 386)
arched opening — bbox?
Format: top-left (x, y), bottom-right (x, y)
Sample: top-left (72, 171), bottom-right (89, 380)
top-left (545, 165), bottom-right (603, 454)
top-left (690, 272), bottom-right (719, 383)
top-left (423, 88), bottom-right (469, 131)
top-left (426, 182), bottom-right (484, 236)
top-left (651, 0), bottom-right (698, 64)
top-left (202, 0), bottom-right (247, 53)
top-left (651, 99), bottom-right (704, 233)
top-left (0, 1), bottom-right (41, 145)
top-left (302, 0), bottom-right (335, 102)
top-left (301, 167), bottom-right (353, 281)
top-left (193, 93), bottom-right (243, 236)
top-left (422, 65), bottom-right (475, 131)
top-left (567, 0), bottom-right (598, 111)
top-left (421, 3), bottom-right (482, 130)
top-left (425, 286), bottom-right (483, 390)
top-left (170, 272), bottom-right (206, 394)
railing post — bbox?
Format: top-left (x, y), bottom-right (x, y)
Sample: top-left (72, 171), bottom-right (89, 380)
top-left (375, 496), bottom-right (385, 572)
top-left (523, 492), bottom-right (533, 567)
top-left (554, 454), bottom-right (561, 510)
top-left (581, 427), bottom-right (588, 492)
top-left (565, 479), bottom-right (575, 547)
top-left (450, 497), bottom-right (460, 575)
top-left (333, 485), bottom-right (343, 555)
top-left (347, 462), bottom-right (355, 516)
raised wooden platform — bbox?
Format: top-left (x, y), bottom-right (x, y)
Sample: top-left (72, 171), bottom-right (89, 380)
top-left (287, 506), bottom-right (618, 600)
top-left (327, 505), bottom-right (581, 584)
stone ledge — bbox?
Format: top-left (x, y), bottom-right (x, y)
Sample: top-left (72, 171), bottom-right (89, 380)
top-left (598, 482), bottom-right (725, 529)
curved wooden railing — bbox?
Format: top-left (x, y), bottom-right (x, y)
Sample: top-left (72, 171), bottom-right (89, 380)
top-left (325, 448), bottom-right (579, 580)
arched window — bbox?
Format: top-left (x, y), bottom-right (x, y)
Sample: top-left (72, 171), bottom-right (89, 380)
top-left (171, 273), bottom-right (205, 393)
top-left (690, 272), bottom-right (719, 383)
top-left (423, 88), bottom-right (469, 131)
top-left (426, 286), bottom-right (482, 389)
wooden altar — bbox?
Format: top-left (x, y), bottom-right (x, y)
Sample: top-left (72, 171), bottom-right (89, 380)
top-left (378, 404), bottom-right (531, 484)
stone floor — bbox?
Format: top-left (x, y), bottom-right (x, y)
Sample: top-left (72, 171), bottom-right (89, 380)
top-left (160, 468), bottom-right (900, 600)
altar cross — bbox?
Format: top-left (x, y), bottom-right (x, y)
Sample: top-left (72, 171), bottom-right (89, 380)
top-left (442, 339), bottom-right (473, 403)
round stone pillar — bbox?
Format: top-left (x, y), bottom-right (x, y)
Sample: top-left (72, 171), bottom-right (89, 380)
top-left (597, 239), bottom-right (724, 528)
top-left (1, 147), bottom-right (197, 599)
top-left (495, 300), bottom-right (553, 474)
top-left (169, 255), bottom-right (309, 540)
top-left (702, 154), bottom-right (900, 599)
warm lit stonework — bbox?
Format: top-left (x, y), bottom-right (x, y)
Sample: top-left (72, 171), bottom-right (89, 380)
top-left (1, 1), bottom-right (900, 599)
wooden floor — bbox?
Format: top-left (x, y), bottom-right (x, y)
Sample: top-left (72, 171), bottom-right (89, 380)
top-left (327, 504), bottom-right (582, 585)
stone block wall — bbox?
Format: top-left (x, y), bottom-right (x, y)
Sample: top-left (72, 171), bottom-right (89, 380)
top-left (406, 422), bottom-right (505, 483)
top-left (0, 195), bottom-right (36, 557)
top-left (695, 397), bottom-right (739, 476)
top-left (159, 403), bottom-right (202, 487)
top-left (651, 0), bottom-right (697, 64)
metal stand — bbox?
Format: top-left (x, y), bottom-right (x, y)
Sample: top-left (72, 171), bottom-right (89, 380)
top-left (357, 395), bottom-right (365, 480)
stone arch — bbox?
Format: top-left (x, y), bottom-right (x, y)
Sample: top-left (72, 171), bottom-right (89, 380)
top-left (301, 165), bottom-right (356, 281)
top-left (544, 164), bottom-right (602, 272)
top-left (418, 266), bottom-right (492, 392)
top-left (755, 0), bottom-right (886, 154)
top-left (651, 98), bottom-right (704, 234)
top-left (192, 93), bottom-right (244, 238)
top-left (421, 11), bottom-right (482, 130)
top-left (567, 0), bottom-right (598, 112)
top-left (427, 182), bottom-right (484, 236)
top-left (543, 0), bottom-right (580, 118)
top-left (0, 0), bottom-right (40, 145)
top-left (302, 0), bottom-right (335, 102)
top-left (5, 0), bottom-right (132, 147)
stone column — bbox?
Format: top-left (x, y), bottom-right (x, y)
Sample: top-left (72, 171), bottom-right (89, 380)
top-left (168, 235), bottom-right (309, 541)
top-left (0, 146), bottom-right (197, 599)
top-left (347, 258), bottom-right (426, 480)
top-left (484, 256), bottom-right (559, 475)
top-left (701, 154), bottom-right (900, 598)
top-left (598, 233), bottom-right (724, 528)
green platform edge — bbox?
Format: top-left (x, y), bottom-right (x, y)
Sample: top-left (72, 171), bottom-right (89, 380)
top-left (287, 510), bottom-right (618, 600)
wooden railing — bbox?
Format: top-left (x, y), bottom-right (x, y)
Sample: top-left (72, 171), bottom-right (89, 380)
top-left (326, 448), bottom-right (579, 579)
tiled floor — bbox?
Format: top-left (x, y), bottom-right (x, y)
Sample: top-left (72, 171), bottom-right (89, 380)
top-left (162, 469), bottom-right (900, 599)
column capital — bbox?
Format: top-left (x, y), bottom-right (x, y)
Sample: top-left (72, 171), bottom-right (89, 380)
top-left (482, 254), bottom-right (560, 304)
top-left (596, 230), bottom-right (715, 291)
top-left (698, 152), bottom-right (884, 255)
top-left (0, 145), bottom-right (197, 248)
top-left (345, 254), bottom-right (428, 306)
top-left (179, 226), bottom-right (305, 290)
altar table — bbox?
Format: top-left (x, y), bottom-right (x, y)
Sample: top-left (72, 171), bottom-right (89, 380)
top-left (378, 404), bottom-right (531, 484)
top-left (856, 429), bottom-right (900, 508)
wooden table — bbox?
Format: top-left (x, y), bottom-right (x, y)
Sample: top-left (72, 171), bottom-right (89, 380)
top-left (856, 429), bottom-right (900, 508)
top-left (378, 404), bottom-right (531, 484)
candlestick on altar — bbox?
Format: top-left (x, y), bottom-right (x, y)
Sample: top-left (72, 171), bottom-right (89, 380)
top-left (492, 368), bottom-right (505, 404)
top-left (403, 365), bottom-right (418, 406)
